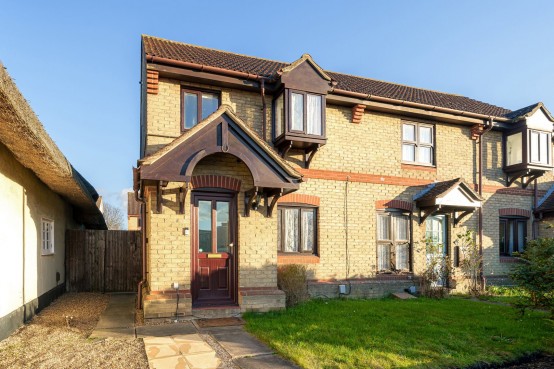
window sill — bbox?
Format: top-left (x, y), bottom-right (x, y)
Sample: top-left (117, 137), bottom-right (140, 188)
top-left (499, 256), bottom-right (525, 263)
top-left (277, 254), bottom-right (320, 264)
top-left (41, 252), bottom-right (55, 256)
top-left (401, 163), bottom-right (437, 172)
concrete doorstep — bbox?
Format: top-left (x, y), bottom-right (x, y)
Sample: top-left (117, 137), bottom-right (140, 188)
top-left (90, 295), bottom-right (298, 369)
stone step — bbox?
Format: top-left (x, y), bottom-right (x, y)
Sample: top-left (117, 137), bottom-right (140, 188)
top-left (392, 292), bottom-right (416, 299)
top-left (192, 306), bottom-right (242, 319)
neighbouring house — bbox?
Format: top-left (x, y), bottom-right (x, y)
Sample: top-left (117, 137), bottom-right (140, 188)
top-left (134, 35), bottom-right (554, 318)
top-left (127, 192), bottom-right (142, 230)
top-left (0, 63), bottom-right (106, 340)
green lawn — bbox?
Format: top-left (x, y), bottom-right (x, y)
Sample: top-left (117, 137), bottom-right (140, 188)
top-left (243, 298), bottom-right (553, 369)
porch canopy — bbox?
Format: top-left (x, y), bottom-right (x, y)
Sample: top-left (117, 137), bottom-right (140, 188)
top-left (414, 178), bottom-right (482, 225)
top-left (535, 185), bottom-right (554, 218)
top-left (136, 105), bottom-right (302, 215)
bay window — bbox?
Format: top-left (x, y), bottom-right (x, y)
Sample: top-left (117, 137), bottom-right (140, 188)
top-left (273, 89), bottom-right (325, 140)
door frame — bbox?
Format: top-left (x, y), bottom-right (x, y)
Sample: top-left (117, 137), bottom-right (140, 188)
top-left (190, 190), bottom-right (238, 306)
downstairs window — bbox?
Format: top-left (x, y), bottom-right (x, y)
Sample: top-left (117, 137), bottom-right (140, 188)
top-left (377, 212), bottom-right (410, 272)
top-left (277, 206), bottom-right (317, 254)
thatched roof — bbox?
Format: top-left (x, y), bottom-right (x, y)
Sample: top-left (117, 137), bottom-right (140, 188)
top-left (0, 62), bottom-right (106, 229)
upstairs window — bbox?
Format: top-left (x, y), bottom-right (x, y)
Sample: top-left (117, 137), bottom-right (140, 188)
top-left (181, 89), bottom-right (219, 130)
top-left (402, 122), bottom-right (434, 165)
top-left (273, 90), bottom-right (325, 139)
top-left (41, 219), bottom-right (54, 255)
top-left (499, 217), bottom-right (527, 256)
top-left (376, 211), bottom-right (410, 272)
top-left (277, 205), bottom-right (317, 254)
top-left (529, 130), bottom-right (550, 165)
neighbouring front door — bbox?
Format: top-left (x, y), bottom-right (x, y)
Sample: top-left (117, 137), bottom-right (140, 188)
top-left (425, 215), bottom-right (448, 287)
top-left (192, 192), bottom-right (237, 307)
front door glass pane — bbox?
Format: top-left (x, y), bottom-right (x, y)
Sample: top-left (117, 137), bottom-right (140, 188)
top-left (216, 201), bottom-right (230, 252)
top-left (201, 93), bottom-right (219, 120)
top-left (291, 93), bottom-right (304, 131)
top-left (184, 93), bottom-right (198, 129)
top-left (198, 200), bottom-right (212, 252)
top-left (284, 208), bottom-right (299, 252)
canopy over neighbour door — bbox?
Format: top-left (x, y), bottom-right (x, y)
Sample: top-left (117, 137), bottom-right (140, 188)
top-left (135, 105), bottom-right (302, 216)
top-left (414, 178), bottom-right (483, 225)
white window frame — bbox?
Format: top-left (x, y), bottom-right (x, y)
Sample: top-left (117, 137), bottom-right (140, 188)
top-left (402, 122), bottom-right (435, 166)
top-left (41, 218), bottom-right (55, 255)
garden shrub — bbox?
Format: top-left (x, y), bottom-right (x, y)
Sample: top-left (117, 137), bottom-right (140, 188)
top-left (455, 230), bottom-right (483, 296)
top-left (417, 238), bottom-right (451, 298)
top-left (510, 237), bottom-right (554, 317)
top-left (277, 264), bottom-right (309, 307)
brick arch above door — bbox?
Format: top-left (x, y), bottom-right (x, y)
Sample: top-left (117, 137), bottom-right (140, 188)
top-left (191, 175), bottom-right (241, 192)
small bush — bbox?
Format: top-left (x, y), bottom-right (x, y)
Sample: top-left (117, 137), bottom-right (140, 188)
top-left (417, 239), bottom-right (451, 298)
top-left (510, 237), bottom-right (554, 317)
top-left (278, 264), bottom-right (308, 307)
top-left (456, 230), bottom-right (483, 296)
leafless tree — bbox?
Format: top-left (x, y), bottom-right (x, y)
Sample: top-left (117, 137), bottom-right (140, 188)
top-left (103, 202), bottom-right (125, 230)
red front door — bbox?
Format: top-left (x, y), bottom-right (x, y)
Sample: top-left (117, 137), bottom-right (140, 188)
top-left (191, 192), bottom-right (237, 307)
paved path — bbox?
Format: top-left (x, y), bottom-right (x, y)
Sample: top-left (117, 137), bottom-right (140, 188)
top-left (89, 294), bottom-right (298, 369)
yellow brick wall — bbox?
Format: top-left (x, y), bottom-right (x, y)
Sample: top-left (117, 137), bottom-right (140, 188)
top-left (142, 78), bottom-right (553, 295)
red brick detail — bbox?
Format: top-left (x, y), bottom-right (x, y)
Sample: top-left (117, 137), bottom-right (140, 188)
top-left (146, 70), bottom-right (159, 94)
top-left (401, 163), bottom-right (437, 172)
top-left (470, 124), bottom-right (484, 140)
top-left (278, 193), bottom-right (320, 206)
top-left (351, 104), bottom-right (366, 123)
top-left (277, 254), bottom-right (320, 265)
top-left (191, 175), bottom-right (241, 192)
top-left (375, 199), bottom-right (413, 211)
top-left (499, 208), bottom-right (531, 218)
top-left (299, 168), bottom-right (539, 197)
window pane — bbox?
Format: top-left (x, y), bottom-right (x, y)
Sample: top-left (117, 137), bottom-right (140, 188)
top-left (395, 214), bottom-right (408, 241)
top-left (507, 132), bottom-right (522, 165)
top-left (307, 94), bottom-right (322, 135)
top-left (201, 93), bottom-right (219, 120)
top-left (274, 93), bottom-right (284, 137)
top-left (419, 146), bottom-right (433, 164)
top-left (198, 201), bottom-right (212, 252)
top-left (377, 244), bottom-right (390, 271)
top-left (402, 144), bottom-right (415, 162)
top-left (302, 209), bottom-right (315, 252)
top-left (277, 209), bottom-right (282, 251)
top-left (539, 132), bottom-right (549, 164)
top-left (216, 201), bottom-right (229, 253)
top-left (284, 208), bottom-right (299, 252)
top-left (377, 214), bottom-right (391, 241)
top-left (508, 221), bottom-right (514, 254)
top-left (517, 221), bottom-right (526, 253)
top-left (291, 93), bottom-right (304, 131)
top-left (499, 221), bottom-right (506, 255)
top-left (396, 243), bottom-right (409, 270)
top-left (531, 131), bottom-right (539, 162)
top-left (184, 93), bottom-right (198, 129)
top-left (419, 126), bottom-right (432, 144)
top-left (403, 124), bottom-right (415, 141)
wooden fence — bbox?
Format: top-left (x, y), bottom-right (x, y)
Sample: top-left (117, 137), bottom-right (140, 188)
top-left (66, 230), bottom-right (142, 292)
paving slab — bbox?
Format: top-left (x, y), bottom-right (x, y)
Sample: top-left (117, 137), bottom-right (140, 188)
top-left (392, 292), bottom-right (416, 299)
top-left (183, 351), bottom-right (222, 369)
top-left (89, 327), bottom-right (136, 339)
top-left (137, 322), bottom-right (197, 337)
top-left (235, 354), bottom-right (300, 369)
top-left (206, 326), bottom-right (273, 358)
top-left (148, 355), bottom-right (190, 369)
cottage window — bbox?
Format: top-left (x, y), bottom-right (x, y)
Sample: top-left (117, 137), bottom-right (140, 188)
top-left (402, 122), bottom-right (434, 165)
top-left (41, 219), bottom-right (54, 255)
top-left (530, 131), bottom-right (550, 165)
top-left (376, 212), bottom-right (410, 272)
top-left (499, 217), bottom-right (527, 256)
top-left (277, 206), bottom-right (317, 254)
top-left (182, 89), bottom-right (219, 130)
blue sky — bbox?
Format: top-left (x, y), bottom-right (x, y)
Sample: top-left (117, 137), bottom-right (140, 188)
top-left (1, 1), bottom-right (553, 222)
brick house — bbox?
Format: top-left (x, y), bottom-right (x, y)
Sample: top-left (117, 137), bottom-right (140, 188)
top-left (134, 35), bottom-right (554, 318)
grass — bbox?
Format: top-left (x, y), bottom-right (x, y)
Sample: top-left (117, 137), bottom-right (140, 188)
top-left (243, 298), bottom-right (553, 369)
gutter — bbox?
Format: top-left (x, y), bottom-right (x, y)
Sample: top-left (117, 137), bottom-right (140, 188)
top-left (145, 54), bottom-right (512, 125)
